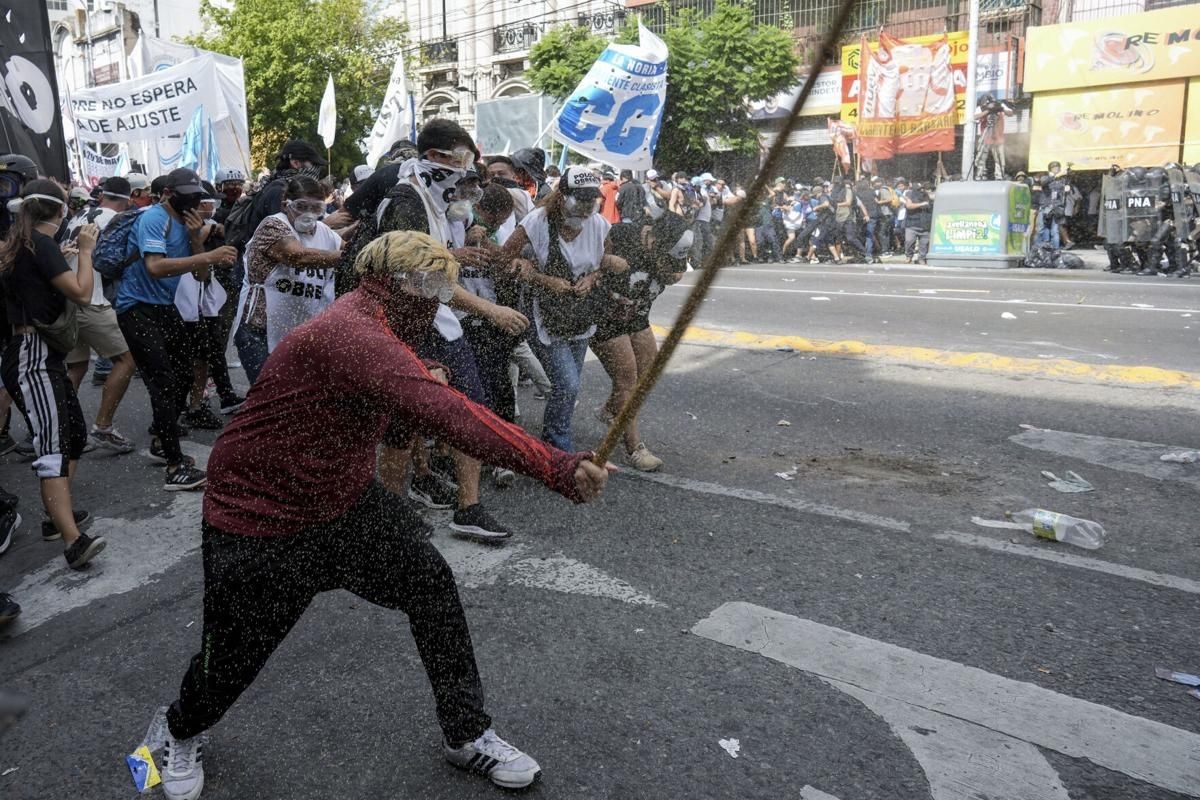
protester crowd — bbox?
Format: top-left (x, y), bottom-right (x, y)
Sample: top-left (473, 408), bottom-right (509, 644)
top-left (0, 123), bottom-right (692, 623)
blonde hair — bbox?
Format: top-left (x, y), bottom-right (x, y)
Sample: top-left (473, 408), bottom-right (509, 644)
top-left (354, 230), bottom-right (459, 286)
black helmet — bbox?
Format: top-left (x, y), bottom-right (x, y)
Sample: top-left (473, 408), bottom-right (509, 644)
top-left (1163, 162), bottom-right (1182, 172)
top-left (0, 153), bottom-right (38, 183)
top-left (1126, 166), bottom-right (1147, 181)
top-left (977, 93), bottom-right (996, 107)
top-left (510, 147), bottom-right (546, 185)
top-left (1146, 167), bottom-right (1168, 182)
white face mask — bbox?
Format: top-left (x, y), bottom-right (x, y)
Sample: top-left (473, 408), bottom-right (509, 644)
top-left (445, 200), bottom-right (474, 224)
top-left (563, 194), bottom-right (597, 217)
top-left (293, 213), bottom-right (320, 234)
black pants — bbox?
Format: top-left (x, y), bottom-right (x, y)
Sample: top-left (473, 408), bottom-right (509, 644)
top-left (167, 481), bottom-right (490, 743)
top-left (463, 320), bottom-right (517, 423)
top-left (117, 303), bottom-right (193, 464)
top-left (191, 315), bottom-right (238, 406)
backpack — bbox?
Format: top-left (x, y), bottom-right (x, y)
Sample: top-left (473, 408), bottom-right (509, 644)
top-left (221, 194), bottom-right (257, 250)
top-left (677, 184), bottom-right (697, 222)
top-left (93, 207), bottom-right (167, 282)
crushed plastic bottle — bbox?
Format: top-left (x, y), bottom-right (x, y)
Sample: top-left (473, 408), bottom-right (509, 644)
top-left (971, 510), bottom-right (1106, 550)
top-left (1008, 508), bottom-right (1106, 550)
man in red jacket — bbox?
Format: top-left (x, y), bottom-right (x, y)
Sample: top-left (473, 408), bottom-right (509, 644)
top-left (151, 231), bottom-right (612, 800)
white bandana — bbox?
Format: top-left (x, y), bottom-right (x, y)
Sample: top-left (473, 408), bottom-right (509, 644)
top-left (387, 158), bottom-right (465, 245)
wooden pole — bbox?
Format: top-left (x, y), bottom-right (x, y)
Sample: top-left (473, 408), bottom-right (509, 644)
top-left (592, 0), bottom-right (864, 465)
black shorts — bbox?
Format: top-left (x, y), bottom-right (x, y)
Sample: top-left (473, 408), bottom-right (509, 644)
top-left (2, 332), bottom-right (87, 478)
top-left (593, 307), bottom-right (651, 344)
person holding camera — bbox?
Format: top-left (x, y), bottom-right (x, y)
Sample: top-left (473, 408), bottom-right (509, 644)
top-left (973, 95), bottom-right (1015, 180)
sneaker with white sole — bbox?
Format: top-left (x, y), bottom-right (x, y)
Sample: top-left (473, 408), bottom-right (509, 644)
top-left (162, 731), bottom-right (205, 800)
top-left (624, 442), bottom-right (663, 472)
top-left (492, 467), bottom-right (515, 489)
top-left (90, 425), bottom-right (136, 454)
top-left (443, 728), bottom-right (541, 789)
top-left (409, 472), bottom-right (457, 510)
top-left (219, 396), bottom-right (246, 415)
top-left (164, 465), bottom-right (207, 492)
top-left (449, 504), bottom-right (512, 543)
top-left (0, 511), bottom-right (20, 556)
top-left (63, 532), bottom-right (106, 569)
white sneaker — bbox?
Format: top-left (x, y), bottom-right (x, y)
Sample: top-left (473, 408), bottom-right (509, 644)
top-left (162, 731), bottom-right (205, 800)
top-left (493, 467), bottom-right (515, 489)
top-left (443, 728), bottom-right (541, 789)
top-left (625, 442), bottom-right (663, 472)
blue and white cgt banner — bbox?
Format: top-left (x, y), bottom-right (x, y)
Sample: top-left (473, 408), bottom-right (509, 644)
top-left (549, 22), bottom-right (667, 171)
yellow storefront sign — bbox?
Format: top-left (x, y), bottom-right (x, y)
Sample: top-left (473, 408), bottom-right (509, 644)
top-left (1028, 80), bottom-right (1185, 170)
top-left (841, 32), bottom-right (969, 125)
top-left (1185, 77), bottom-right (1200, 164)
top-left (1025, 8), bottom-right (1200, 93)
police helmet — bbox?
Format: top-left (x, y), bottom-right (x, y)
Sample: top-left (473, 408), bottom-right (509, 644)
top-left (215, 168), bottom-right (246, 185)
top-left (0, 154), bottom-right (38, 183)
top-left (1126, 166), bottom-right (1147, 181)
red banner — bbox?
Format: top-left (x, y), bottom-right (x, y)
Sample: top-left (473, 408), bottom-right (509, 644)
top-left (856, 33), bottom-right (956, 160)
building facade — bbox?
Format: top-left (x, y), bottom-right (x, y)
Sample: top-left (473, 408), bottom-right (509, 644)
top-left (394, 0), bottom-right (627, 136)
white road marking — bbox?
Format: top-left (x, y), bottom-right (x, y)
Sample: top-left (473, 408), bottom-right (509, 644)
top-left (1009, 427), bottom-right (1200, 488)
top-left (933, 531), bottom-right (1200, 596)
top-left (7, 443), bottom-right (212, 634)
top-left (669, 284), bottom-right (1200, 314)
top-left (800, 787), bottom-right (843, 800)
top-left (718, 266), bottom-right (1200, 291)
top-left (8, 474), bottom-right (660, 638)
top-left (839, 683), bottom-right (1070, 800)
top-left (505, 554), bottom-right (665, 607)
top-left (692, 602), bottom-right (1200, 798)
top-left (620, 470), bottom-right (911, 532)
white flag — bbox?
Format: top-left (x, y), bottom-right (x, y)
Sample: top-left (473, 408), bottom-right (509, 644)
top-left (363, 54), bottom-right (415, 169)
top-left (548, 22), bottom-right (668, 171)
top-left (318, 74), bottom-right (337, 151)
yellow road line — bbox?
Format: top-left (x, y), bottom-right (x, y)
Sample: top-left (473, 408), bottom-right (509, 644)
top-left (651, 324), bottom-right (1200, 390)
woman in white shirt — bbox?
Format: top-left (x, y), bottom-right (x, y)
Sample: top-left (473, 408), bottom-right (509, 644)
top-left (498, 167), bottom-right (627, 451)
top-left (234, 176), bottom-right (344, 384)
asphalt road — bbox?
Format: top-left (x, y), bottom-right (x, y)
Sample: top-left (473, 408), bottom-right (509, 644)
top-left (2, 261), bottom-right (1199, 800)
top-left (656, 261), bottom-right (1200, 371)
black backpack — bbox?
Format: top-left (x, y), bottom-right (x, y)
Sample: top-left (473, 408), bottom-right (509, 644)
top-left (221, 194), bottom-right (257, 250)
top-left (535, 219), bottom-right (595, 338)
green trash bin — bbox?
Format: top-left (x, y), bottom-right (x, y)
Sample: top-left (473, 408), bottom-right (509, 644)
top-left (927, 180), bottom-right (1032, 268)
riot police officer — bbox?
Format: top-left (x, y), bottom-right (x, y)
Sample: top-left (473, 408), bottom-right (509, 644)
top-left (1143, 166), bottom-right (1185, 277)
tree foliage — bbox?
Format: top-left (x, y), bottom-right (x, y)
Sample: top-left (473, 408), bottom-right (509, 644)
top-left (189, 0), bottom-right (407, 175)
top-left (528, 25), bottom-right (608, 100)
top-left (527, 0), bottom-right (798, 172)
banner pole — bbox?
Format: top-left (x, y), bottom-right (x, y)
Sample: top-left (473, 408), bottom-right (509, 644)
top-left (961, 0), bottom-right (981, 177)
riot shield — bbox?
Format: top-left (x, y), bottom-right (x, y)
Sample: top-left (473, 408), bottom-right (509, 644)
top-left (1183, 167), bottom-right (1200, 243)
top-left (1167, 167), bottom-right (1191, 233)
top-left (1125, 169), bottom-right (1161, 244)
top-left (1100, 173), bottom-right (1127, 244)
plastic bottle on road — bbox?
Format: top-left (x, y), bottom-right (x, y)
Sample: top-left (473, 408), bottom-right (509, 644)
top-left (1009, 509), bottom-right (1106, 550)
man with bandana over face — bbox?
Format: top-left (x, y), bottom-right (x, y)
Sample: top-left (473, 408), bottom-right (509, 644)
top-left (115, 168), bottom-right (238, 491)
top-left (148, 230), bottom-right (611, 800)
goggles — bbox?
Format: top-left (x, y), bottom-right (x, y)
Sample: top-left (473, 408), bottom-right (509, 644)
top-left (287, 199), bottom-right (326, 216)
top-left (426, 147), bottom-right (475, 171)
top-left (393, 270), bottom-right (455, 303)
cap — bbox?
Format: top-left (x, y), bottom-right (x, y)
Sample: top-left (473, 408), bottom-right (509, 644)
top-left (69, 186), bottom-right (91, 202)
top-left (646, 169), bottom-right (659, 180)
top-left (101, 176), bottom-right (132, 198)
top-left (280, 139), bottom-right (327, 166)
top-left (164, 167), bottom-right (205, 194)
top-left (601, 169), bottom-right (616, 179)
top-left (126, 173), bottom-right (151, 191)
top-left (699, 172), bottom-right (715, 182)
top-left (214, 167), bottom-right (246, 184)
top-left (561, 165), bottom-right (602, 196)
top-left (352, 164), bottom-right (375, 186)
